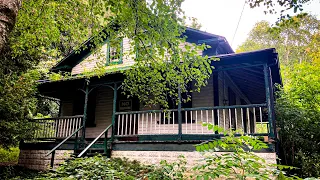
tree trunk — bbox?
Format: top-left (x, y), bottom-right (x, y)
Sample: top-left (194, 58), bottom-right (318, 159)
top-left (0, 0), bottom-right (21, 52)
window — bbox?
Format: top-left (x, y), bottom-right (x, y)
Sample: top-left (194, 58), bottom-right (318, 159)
top-left (106, 39), bottom-right (123, 65)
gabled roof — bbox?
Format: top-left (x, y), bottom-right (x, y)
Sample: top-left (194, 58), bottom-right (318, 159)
top-left (51, 27), bottom-right (233, 72)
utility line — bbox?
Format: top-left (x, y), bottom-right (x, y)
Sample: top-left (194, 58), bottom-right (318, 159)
top-left (231, 0), bottom-right (246, 47)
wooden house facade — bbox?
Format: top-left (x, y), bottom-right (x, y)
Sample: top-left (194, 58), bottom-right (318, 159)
top-left (18, 28), bottom-right (281, 170)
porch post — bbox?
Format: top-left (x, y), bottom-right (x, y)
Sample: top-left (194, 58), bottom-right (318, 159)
top-left (111, 83), bottom-right (118, 140)
top-left (178, 85), bottom-right (182, 140)
top-left (263, 64), bottom-right (275, 139)
top-left (82, 79), bottom-right (90, 141)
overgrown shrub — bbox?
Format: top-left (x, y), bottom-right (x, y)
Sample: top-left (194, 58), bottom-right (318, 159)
top-left (33, 156), bottom-right (174, 180)
top-left (0, 165), bottom-right (39, 180)
top-left (0, 147), bottom-right (19, 163)
top-left (276, 63), bottom-right (320, 178)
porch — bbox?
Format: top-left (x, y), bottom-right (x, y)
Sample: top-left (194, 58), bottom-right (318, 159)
top-left (28, 48), bottom-right (280, 144)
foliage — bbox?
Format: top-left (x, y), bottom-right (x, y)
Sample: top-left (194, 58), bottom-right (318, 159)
top-left (0, 70), bottom-right (41, 148)
top-left (238, 13), bottom-right (320, 178)
top-left (0, 147), bottom-right (19, 163)
top-left (236, 13), bottom-right (320, 68)
top-left (276, 62), bottom-right (320, 178)
top-left (247, 0), bottom-right (314, 19)
top-left (193, 124), bottom-right (277, 180)
top-left (159, 155), bottom-right (187, 179)
top-left (31, 155), bottom-right (184, 180)
top-left (0, 165), bottom-right (39, 180)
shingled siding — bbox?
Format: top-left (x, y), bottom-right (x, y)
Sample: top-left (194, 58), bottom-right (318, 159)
top-left (86, 86), bottom-right (113, 138)
top-left (59, 87), bottom-right (113, 138)
top-left (71, 38), bottom-right (134, 75)
top-left (71, 39), bottom-right (201, 75)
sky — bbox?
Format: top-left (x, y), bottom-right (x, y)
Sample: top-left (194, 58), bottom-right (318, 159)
top-left (182, 0), bottom-right (320, 50)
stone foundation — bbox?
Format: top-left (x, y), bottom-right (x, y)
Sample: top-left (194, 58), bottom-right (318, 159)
top-left (111, 151), bottom-right (276, 167)
top-left (18, 150), bottom-right (73, 171)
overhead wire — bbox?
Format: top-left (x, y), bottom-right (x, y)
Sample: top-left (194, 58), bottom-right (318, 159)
top-left (231, 0), bottom-right (246, 47)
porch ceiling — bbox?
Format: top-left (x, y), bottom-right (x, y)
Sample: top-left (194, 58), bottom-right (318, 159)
top-left (226, 66), bottom-right (266, 104)
top-left (38, 73), bottom-right (125, 99)
top-left (210, 48), bottom-right (282, 104)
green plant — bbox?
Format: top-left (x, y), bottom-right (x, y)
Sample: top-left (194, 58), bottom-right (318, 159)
top-left (193, 124), bottom-right (275, 180)
top-left (0, 147), bottom-right (20, 163)
top-left (31, 155), bottom-right (171, 180)
top-left (158, 155), bottom-right (187, 180)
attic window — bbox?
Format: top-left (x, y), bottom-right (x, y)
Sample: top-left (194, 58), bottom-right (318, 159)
top-left (106, 39), bottom-right (123, 65)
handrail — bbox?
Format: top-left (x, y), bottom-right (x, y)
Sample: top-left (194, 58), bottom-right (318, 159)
top-left (77, 124), bottom-right (112, 157)
top-left (45, 126), bottom-right (83, 156)
top-left (115, 103), bottom-right (267, 115)
top-left (32, 115), bottom-right (84, 121)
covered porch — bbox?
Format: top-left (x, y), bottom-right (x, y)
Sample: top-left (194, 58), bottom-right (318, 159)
top-left (29, 48), bottom-right (281, 144)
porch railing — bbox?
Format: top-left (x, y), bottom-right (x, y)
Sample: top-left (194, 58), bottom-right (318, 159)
top-left (114, 104), bottom-right (269, 136)
top-left (29, 115), bottom-right (83, 139)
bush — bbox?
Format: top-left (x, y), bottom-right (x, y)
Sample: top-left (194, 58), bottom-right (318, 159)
top-left (35, 156), bottom-right (174, 180)
top-left (0, 165), bottom-right (39, 180)
top-left (0, 147), bottom-right (20, 163)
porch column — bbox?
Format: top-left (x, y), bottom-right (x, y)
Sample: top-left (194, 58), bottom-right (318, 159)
top-left (263, 64), bottom-right (275, 139)
top-left (111, 83), bottom-right (118, 140)
top-left (178, 85), bottom-right (182, 140)
top-left (82, 79), bottom-right (90, 140)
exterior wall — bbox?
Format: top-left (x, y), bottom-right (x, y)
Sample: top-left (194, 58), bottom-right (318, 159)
top-left (60, 100), bottom-right (73, 116)
top-left (59, 87), bottom-right (113, 138)
top-left (111, 150), bottom-right (276, 167)
top-left (71, 39), bottom-right (201, 75)
top-left (18, 150), bottom-right (73, 171)
top-left (71, 38), bottom-right (134, 75)
top-left (218, 72), bottom-right (251, 130)
top-left (86, 86), bottom-right (113, 138)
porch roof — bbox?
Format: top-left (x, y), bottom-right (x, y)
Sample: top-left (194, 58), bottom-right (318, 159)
top-left (39, 48), bottom-right (281, 104)
top-left (210, 48), bottom-right (281, 104)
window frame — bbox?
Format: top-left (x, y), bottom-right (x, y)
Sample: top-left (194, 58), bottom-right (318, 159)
top-left (106, 38), bottom-right (123, 65)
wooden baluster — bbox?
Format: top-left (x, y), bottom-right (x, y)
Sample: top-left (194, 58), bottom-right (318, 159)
top-left (185, 111), bottom-right (187, 134)
top-left (133, 114), bottom-right (136, 135)
top-left (229, 108), bottom-right (232, 130)
top-left (201, 110), bottom-right (203, 134)
top-left (67, 118), bottom-right (71, 137)
top-left (129, 114), bottom-right (132, 135)
top-left (154, 113), bottom-right (156, 134)
top-left (241, 108), bottom-right (244, 133)
top-left (212, 110), bottom-right (214, 126)
top-left (235, 108), bottom-right (238, 130)
top-left (159, 112), bottom-right (161, 134)
top-left (190, 111), bottom-right (193, 133)
top-left (137, 114), bottom-right (143, 134)
top-left (146, 113), bottom-right (149, 134)
top-left (121, 115), bottom-right (124, 136)
top-left (172, 111), bottom-right (174, 134)
top-left (163, 112), bottom-right (166, 134)
top-left (206, 110), bottom-right (209, 133)
top-left (150, 113), bottom-right (153, 132)
top-left (217, 109), bottom-right (220, 128)
top-left (223, 109), bottom-right (226, 130)
top-left (141, 113), bottom-right (144, 134)
top-left (126, 114), bottom-right (129, 136)
top-left (259, 107), bottom-right (263, 133)
top-left (247, 108), bottom-right (250, 134)
top-left (195, 110), bottom-right (198, 133)
top-left (253, 108), bottom-right (257, 133)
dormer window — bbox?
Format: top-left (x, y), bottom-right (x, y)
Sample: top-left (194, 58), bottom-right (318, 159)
top-left (106, 39), bottom-right (123, 65)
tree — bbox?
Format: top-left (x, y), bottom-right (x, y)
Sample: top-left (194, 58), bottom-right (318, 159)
top-left (237, 13), bottom-right (320, 178)
top-left (0, 0), bottom-right (21, 52)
